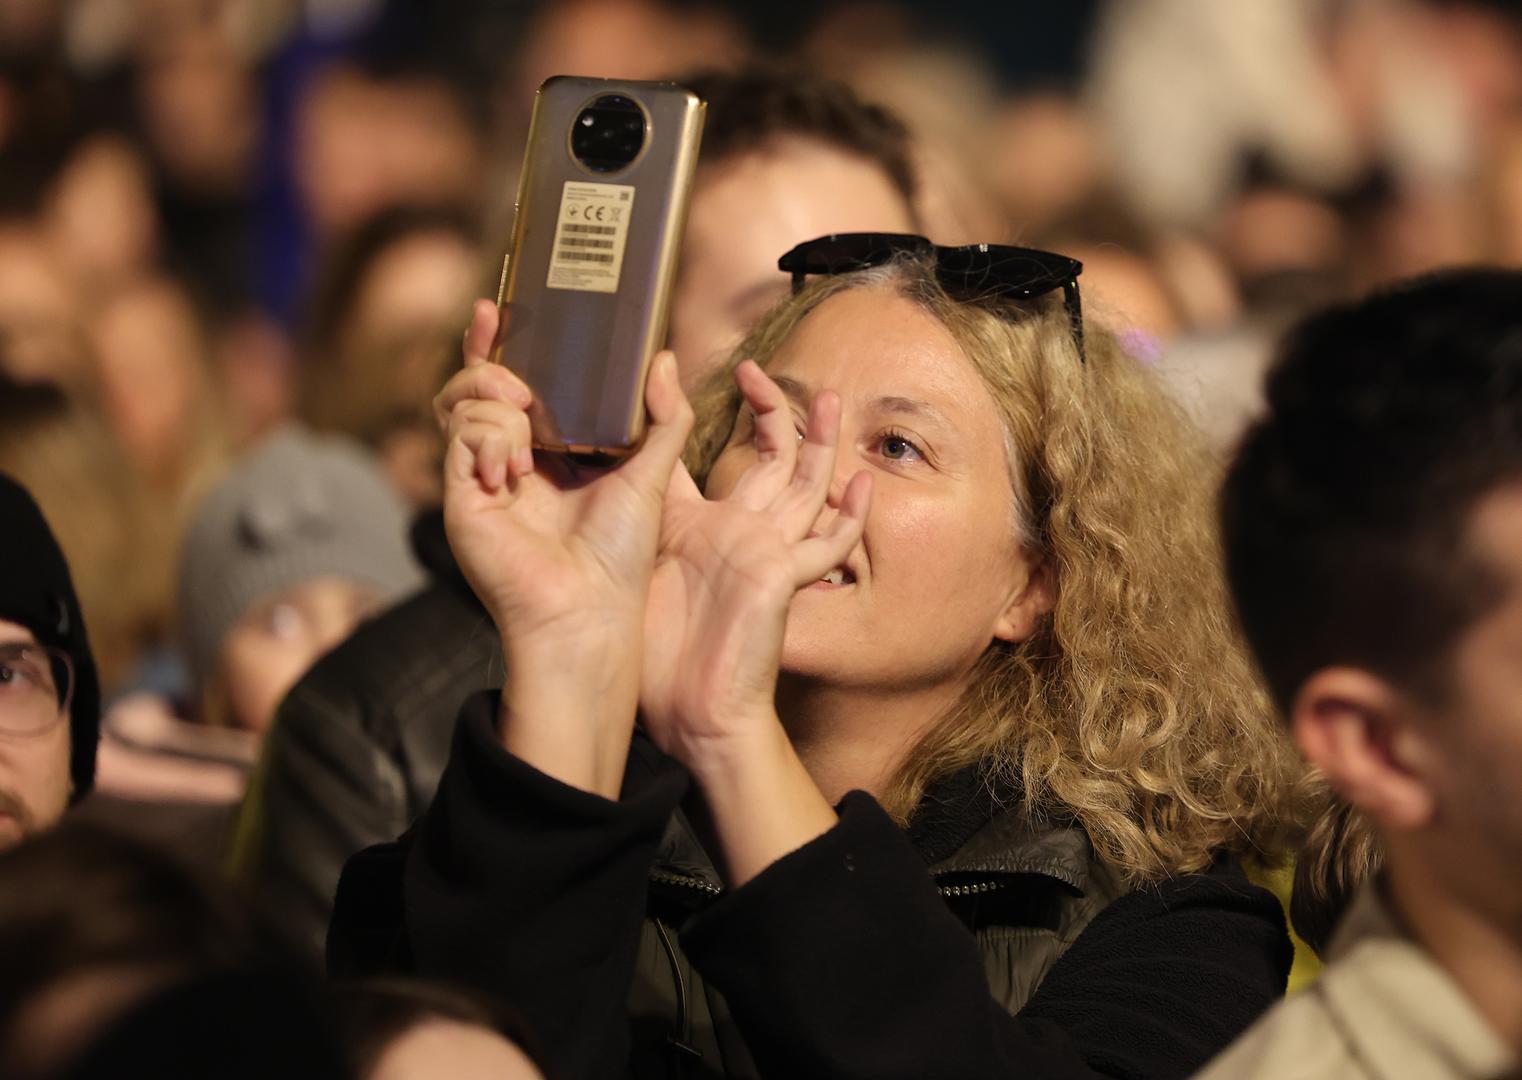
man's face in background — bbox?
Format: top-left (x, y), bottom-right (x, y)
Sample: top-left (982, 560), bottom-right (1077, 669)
top-left (666, 133), bottom-right (916, 391)
top-left (0, 618), bottom-right (71, 850)
top-left (1407, 485), bottom-right (1522, 919)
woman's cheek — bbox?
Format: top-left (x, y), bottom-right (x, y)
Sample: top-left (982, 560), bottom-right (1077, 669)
top-left (871, 496), bottom-right (957, 590)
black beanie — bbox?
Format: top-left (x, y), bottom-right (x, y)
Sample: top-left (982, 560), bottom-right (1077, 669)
top-left (0, 473), bottom-right (99, 801)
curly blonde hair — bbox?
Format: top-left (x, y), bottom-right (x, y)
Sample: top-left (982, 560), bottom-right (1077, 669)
top-left (685, 256), bottom-right (1308, 883)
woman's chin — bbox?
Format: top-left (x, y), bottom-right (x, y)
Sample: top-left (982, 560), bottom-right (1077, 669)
top-left (776, 640), bottom-right (838, 683)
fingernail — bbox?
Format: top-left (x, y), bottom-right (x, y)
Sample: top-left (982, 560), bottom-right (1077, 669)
top-left (515, 447), bottom-right (533, 475)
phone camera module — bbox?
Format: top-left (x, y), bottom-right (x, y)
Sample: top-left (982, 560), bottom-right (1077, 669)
top-left (571, 94), bottom-right (646, 173)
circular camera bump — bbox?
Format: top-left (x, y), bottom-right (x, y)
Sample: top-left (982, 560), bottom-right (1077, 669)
top-left (570, 94), bottom-right (646, 174)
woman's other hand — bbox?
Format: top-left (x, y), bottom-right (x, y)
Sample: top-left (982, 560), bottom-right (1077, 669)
top-left (639, 361), bottom-right (871, 880)
top-left (437, 299), bottom-right (694, 795)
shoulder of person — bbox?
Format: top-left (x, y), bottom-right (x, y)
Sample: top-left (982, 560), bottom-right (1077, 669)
top-left (279, 580), bottom-right (500, 729)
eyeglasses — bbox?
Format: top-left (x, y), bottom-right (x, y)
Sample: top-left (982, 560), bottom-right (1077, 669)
top-left (0, 642), bottom-right (73, 737)
top-left (777, 233), bottom-right (1086, 363)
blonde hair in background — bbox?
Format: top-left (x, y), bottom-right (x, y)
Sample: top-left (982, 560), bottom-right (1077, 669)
top-left (686, 258), bottom-right (1310, 884)
top-left (1291, 782), bottom-right (1383, 953)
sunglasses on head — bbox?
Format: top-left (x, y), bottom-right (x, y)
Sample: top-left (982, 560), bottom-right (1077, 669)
top-left (777, 233), bottom-right (1086, 363)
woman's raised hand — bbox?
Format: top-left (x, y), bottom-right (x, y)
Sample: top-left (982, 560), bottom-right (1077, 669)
top-left (639, 360), bottom-right (872, 769)
top-left (439, 300), bottom-right (693, 638)
top-left (436, 299), bottom-right (693, 796)
top-left (636, 360), bottom-right (873, 884)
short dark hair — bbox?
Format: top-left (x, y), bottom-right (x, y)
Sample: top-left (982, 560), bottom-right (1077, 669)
top-left (1221, 268), bottom-right (1522, 713)
top-left (679, 65), bottom-right (917, 205)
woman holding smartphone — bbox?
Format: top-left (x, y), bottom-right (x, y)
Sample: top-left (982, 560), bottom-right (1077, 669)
top-left (331, 236), bottom-right (1305, 1080)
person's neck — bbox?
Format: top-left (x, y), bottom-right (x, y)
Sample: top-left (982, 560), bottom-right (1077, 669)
top-left (774, 674), bottom-right (962, 806)
top-left (1386, 851), bottom-right (1522, 1052)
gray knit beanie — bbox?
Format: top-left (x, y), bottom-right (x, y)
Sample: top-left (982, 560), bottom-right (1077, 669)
top-left (178, 425), bottom-right (424, 690)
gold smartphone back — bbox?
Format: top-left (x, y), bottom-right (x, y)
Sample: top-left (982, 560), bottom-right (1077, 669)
top-left (493, 76), bottom-right (705, 457)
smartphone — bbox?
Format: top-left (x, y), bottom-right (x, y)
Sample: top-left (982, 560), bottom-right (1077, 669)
top-left (492, 76), bottom-right (705, 458)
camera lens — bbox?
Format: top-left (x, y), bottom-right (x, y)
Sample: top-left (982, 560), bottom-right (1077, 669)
top-left (570, 94), bottom-right (646, 174)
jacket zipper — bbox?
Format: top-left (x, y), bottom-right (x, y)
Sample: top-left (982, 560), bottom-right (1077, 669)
top-left (651, 868), bottom-right (1006, 898)
top-left (937, 879), bottom-right (1006, 898)
top-left (650, 868), bottom-right (723, 896)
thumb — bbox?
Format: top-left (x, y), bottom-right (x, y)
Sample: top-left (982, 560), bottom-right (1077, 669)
top-left (621, 351), bottom-right (694, 496)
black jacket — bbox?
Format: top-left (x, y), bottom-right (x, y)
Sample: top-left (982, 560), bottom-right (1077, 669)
top-left (229, 512), bottom-right (499, 956)
top-left (329, 694), bottom-right (1293, 1080)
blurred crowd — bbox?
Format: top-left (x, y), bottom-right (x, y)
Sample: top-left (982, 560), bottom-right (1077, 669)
top-left (8, 0), bottom-right (1522, 802)
top-left (5, 0), bottom-right (1522, 1077)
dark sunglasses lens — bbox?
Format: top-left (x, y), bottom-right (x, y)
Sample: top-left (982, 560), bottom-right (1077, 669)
top-left (791, 234), bottom-right (929, 275)
top-left (937, 247), bottom-right (1073, 298)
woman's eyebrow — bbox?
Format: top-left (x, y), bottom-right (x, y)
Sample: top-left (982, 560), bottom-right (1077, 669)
top-left (769, 375), bottom-right (952, 430)
top-left (870, 395), bottom-right (951, 428)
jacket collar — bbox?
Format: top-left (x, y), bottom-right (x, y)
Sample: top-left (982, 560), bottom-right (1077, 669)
top-left (906, 763), bottom-right (1092, 892)
top-left (924, 808), bottom-right (1092, 893)
top-left (650, 765), bottom-right (1094, 897)
top-left (1317, 880), bottom-right (1514, 1079)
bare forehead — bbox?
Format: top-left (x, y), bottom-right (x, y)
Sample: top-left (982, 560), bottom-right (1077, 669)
top-left (766, 288), bottom-right (994, 414)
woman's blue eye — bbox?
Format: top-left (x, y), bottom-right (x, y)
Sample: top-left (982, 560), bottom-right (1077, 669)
top-left (880, 433), bottom-right (922, 461)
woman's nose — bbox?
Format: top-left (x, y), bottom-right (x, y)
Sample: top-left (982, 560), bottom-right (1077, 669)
top-left (823, 446), bottom-right (863, 512)
top-left (823, 463), bottom-right (849, 510)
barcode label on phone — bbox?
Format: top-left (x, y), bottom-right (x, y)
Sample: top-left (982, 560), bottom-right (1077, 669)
top-left (547, 182), bottom-right (635, 293)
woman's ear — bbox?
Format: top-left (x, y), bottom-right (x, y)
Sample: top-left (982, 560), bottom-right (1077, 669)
top-left (1292, 667), bottom-right (1437, 832)
top-left (992, 552), bottom-right (1056, 646)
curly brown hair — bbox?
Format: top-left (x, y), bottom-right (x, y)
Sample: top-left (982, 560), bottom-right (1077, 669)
top-left (685, 256), bottom-right (1309, 883)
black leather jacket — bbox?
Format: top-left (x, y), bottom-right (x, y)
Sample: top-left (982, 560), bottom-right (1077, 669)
top-left (327, 699), bottom-right (1292, 1079)
top-left (229, 512), bottom-right (500, 956)
top-left (233, 511), bottom-right (1129, 983)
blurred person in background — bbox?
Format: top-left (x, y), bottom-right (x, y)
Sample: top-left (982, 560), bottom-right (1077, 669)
top-left (332, 979), bottom-right (545, 1080)
top-left (1198, 268), bottom-right (1522, 1078)
top-left (1154, 172), bottom-right (1359, 456)
top-left (494, 0), bottom-right (745, 139)
top-left (1030, 194), bottom-right (1192, 361)
top-left (77, 425), bottom-right (420, 868)
top-left (298, 204), bottom-right (483, 510)
top-left (292, 62), bottom-right (482, 249)
top-left (986, 91), bottom-right (1107, 243)
top-left (666, 66), bottom-right (918, 383)
top-left (1088, 0), bottom-right (1469, 232)
top-left (0, 823), bottom-right (348, 1080)
top-left (798, 11), bottom-right (1011, 243)
top-left (0, 474), bottom-right (99, 851)
top-left (0, 378), bottom-right (170, 698)
top-left (177, 425), bottom-right (422, 738)
top-left (39, 133), bottom-right (159, 293)
top-left (232, 65), bottom-right (920, 958)
top-left (131, 10), bottom-right (287, 451)
top-left (1087, 0), bottom-right (1522, 296)
top-left (0, 222), bottom-right (89, 388)
top-left (88, 273), bottom-right (229, 499)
